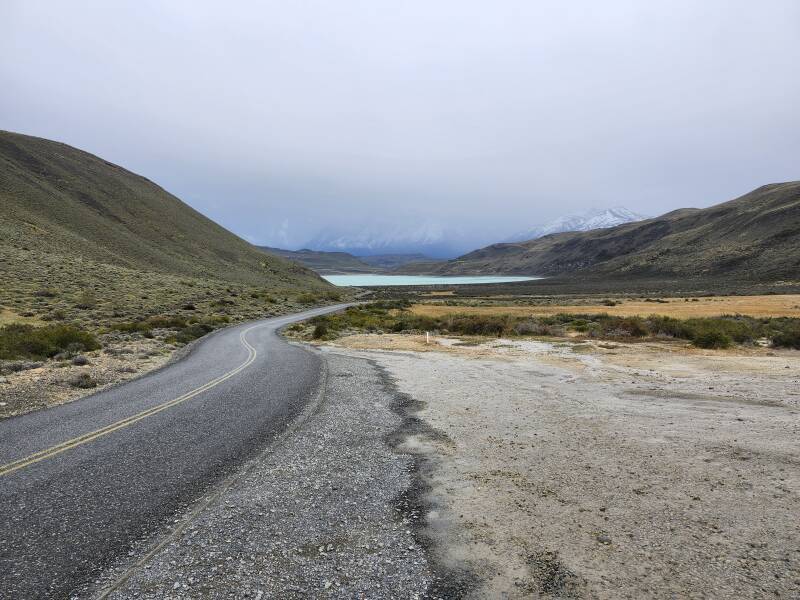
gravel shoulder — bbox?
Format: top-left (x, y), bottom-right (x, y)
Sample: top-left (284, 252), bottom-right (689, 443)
top-left (326, 334), bottom-right (800, 599)
top-left (89, 350), bottom-right (434, 599)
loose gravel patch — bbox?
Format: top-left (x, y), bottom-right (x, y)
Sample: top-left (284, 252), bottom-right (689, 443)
top-left (90, 353), bottom-right (434, 599)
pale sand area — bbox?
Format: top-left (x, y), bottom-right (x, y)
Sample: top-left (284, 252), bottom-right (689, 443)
top-left (323, 334), bottom-right (800, 598)
top-left (410, 293), bottom-right (800, 318)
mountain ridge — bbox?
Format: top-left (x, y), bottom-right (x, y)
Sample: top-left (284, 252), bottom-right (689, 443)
top-left (400, 182), bottom-right (800, 282)
top-left (506, 207), bottom-right (646, 242)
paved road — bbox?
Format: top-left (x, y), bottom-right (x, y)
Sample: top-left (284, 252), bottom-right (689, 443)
top-left (0, 305), bottom-right (348, 599)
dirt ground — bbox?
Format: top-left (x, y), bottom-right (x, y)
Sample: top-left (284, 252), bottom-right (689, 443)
top-left (411, 294), bottom-right (800, 319)
top-left (0, 334), bottom-right (174, 419)
top-left (325, 334), bottom-right (800, 598)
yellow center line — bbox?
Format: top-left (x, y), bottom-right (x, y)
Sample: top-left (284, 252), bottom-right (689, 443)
top-left (0, 324), bottom-right (263, 478)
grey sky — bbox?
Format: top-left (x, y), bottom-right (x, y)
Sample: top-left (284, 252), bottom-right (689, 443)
top-left (3, 1), bottom-right (799, 253)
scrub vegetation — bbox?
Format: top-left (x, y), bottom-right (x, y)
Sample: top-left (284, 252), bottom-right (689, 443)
top-left (0, 323), bottom-right (100, 360)
top-left (291, 302), bottom-right (800, 350)
top-left (0, 131), bottom-right (347, 363)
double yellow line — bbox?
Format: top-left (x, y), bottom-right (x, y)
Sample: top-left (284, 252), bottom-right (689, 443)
top-left (0, 324), bottom-right (262, 478)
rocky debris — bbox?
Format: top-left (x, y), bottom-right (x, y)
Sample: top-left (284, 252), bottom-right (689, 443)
top-left (0, 360), bottom-right (43, 375)
top-left (91, 354), bottom-right (432, 599)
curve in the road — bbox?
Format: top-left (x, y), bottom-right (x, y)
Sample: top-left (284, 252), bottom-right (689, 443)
top-left (0, 303), bottom-right (348, 599)
top-left (0, 323), bottom-right (262, 478)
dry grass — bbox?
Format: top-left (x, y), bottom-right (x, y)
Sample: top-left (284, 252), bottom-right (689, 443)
top-left (410, 294), bottom-right (800, 319)
top-left (0, 309), bottom-right (42, 326)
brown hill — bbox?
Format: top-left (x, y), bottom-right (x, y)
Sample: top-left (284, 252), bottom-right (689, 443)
top-left (405, 182), bottom-right (800, 282)
top-left (0, 130), bottom-right (325, 290)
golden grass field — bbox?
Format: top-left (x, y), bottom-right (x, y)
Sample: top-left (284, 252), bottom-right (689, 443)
top-left (410, 294), bottom-right (800, 319)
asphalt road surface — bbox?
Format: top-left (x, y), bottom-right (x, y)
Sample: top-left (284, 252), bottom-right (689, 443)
top-left (0, 304), bottom-right (349, 599)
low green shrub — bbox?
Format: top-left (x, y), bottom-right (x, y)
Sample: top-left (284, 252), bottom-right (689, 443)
top-left (771, 328), bottom-right (800, 349)
top-left (175, 323), bottom-right (213, 344)
top-left (0, 324), bottom-right (100, 360)
top-left (693, 331), bottom-right (733, 349)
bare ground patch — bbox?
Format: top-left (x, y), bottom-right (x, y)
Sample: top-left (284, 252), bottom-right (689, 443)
top-left (324, 336), bottom-right (800, 598)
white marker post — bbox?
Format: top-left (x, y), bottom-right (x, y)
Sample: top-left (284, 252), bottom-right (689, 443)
top-left (426, 331), bottom-right (430, 345)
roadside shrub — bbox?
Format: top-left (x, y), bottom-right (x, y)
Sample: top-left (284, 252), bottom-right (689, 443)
top-left (600, 317), bottom-right (648, 338)
top-left (693, 331), bottom-right (732, 349)
top-left (0, 324), bottom-right (100, 360)
top-left (175, 323), bottom-right (213, 344)
top-left (684, 316), bottom-right (759, 345)
top-left (771, 329), bottom-right (800, 349)
top-left (646, 315), bottom-right (691, 339)
top-left (68, 373), bottom-right (97, 389)
top-left (445, 315), bottom-right (508, 336)
top-left (312, 324), bottom-right (328, 339)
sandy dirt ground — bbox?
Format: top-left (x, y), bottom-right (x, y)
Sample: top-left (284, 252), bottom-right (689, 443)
top-left (325, 334), bottom-right (800, 598)
top-left (0, 334), bottom-right (173, 419)
top-left (411, 293), bottom-right (800, 318)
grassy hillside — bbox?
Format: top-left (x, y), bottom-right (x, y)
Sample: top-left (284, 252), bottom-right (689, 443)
top-left (0, 131), bottom-right (335, 335)
top-left (408, 182), bottom-right (800, 283)
top-left (0, 130), bottom-right (326, 288)
top-left (258, 247), bottom-right (380, 274)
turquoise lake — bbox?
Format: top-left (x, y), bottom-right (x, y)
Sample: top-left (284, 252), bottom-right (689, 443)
top-left (322, 274), bottom-right (539, 287)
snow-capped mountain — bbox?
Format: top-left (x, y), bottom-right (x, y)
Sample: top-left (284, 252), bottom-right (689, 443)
top-left (306, 221), bottom-right (473, 258)
top-left (507, 207), bottom-right (646, 242)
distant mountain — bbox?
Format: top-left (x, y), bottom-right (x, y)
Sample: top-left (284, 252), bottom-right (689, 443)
top-left (258, 247), bottom-right (439, 274)
top-left (507, 207), bottom-right (646, 242)
top-left (306, 221), bottom-right (470, 258)
top-left (0, 130), bottom-right (325, 290)
top-left (258, 247), bottom-right (379, 274)
top-left (400, 182), bottom-right (800, 282)
top-left (358, 253), bottom-right (439, 270)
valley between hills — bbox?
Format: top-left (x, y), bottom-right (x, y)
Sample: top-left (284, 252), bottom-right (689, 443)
top-left (2, 130), bottom-right (799, 599)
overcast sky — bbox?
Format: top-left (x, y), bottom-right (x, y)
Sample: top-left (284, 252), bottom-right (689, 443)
top-left (3, 1), bottom-right (799, 251)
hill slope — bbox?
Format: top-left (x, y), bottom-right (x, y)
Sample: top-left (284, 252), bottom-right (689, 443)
top-left (406, 183), bottom-right (800, 282)
top-left (257, 247), bottom-right (439, 274)
top-left (0, 130), bottom-right (324, 289)
top-left (258, 247), bottom-right (379, 274)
